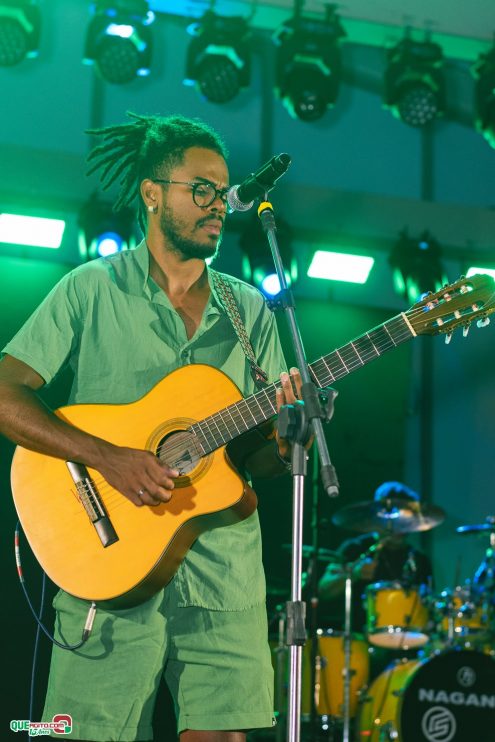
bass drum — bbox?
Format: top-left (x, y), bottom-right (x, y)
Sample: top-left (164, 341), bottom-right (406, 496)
top-left (358, 649), bottom-right (495, 741)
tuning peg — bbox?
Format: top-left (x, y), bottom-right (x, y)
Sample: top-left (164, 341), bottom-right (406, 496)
top-left (462, 324), bottom-right (471, 338)
top-left (477, 316), bottom-right (491, 328)
top-left (445, 332), bottom-right (453, 344)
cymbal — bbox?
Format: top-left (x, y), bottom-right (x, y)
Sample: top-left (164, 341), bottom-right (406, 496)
top-left (281, 544), bottom-right (340, 562)
top-left (332, 497), bottom-right (445, 535)
top-left (457, 517), bottom-right (495, 534)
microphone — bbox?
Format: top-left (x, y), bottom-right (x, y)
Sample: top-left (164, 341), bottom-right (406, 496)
top-left (227, 153), bottom-right (291, 212)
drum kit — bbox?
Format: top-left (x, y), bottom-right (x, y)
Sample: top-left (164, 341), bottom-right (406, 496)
top-left (270, 503), bottom-right (495, 741)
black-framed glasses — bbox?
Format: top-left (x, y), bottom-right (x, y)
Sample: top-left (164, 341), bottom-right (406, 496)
top-left (152, 179), bottom-right (230, 210)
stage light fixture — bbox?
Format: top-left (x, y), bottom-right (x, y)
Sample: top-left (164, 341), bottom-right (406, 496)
top-left (0, 213), bottom-right (65, 249)
top-left (239, 215), bottom-right (296, 298)
top-left (273, 7), bottom-right (345, 122)
top-left (472, 45), bottom-right (495, 149)
top-left (384, 39), bottom-right (445, 127)
top-left (307, 250), bottom-right (374, 284)
top-left (83, 0), bottom-right (154, 85)
top-left (78, 196), bottom-right (137, 261)
top-left (184, 10), bottom-right (251, 104)
top-left (389, 229), bottom-right (447, 304)
top-left (0, 0), bottom-right (41, 67)
top-left (466, 266), bottom-right (495, 280)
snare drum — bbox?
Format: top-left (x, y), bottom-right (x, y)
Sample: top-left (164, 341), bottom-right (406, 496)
top-left (358, 649), bottom-right (495, 741)
top-left (365, 581), bottom-right (429, 649)
top-left (272, 629), bottom-right (369, 719)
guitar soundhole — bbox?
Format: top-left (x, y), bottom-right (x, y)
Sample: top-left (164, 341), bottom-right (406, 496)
top-left (157, 430), bottom-right (203, 477)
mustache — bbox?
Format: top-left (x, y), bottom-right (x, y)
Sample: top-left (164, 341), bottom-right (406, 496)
top-left (197, 215), bottom-right (224, 228)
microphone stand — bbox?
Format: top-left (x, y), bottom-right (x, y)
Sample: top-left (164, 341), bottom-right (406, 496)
top-left (257, 199), bottom-right (340, 742)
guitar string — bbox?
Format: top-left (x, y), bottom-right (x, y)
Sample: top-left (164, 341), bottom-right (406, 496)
top-left (75, 300), bottom-right (476, 513)
top-left (74, 319), bottom-right (417, 512)
top-left (67, 296), bottom-right (483, 513)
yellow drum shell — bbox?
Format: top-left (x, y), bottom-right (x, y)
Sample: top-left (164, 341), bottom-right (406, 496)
top-left (365, 581), bottom-right (429, 649)
top-left (272, 628), bottom-right (370, 719)
top-left (358, 658), bottom-right (418, 741)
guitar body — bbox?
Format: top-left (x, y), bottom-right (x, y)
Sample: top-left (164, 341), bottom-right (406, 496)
top-left (11, 364), bottom-right (257, 608)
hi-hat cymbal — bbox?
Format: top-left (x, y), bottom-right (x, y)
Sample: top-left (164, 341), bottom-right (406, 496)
top-left (281, 544), bottom-right (340, 562)
top-left (457, 517), bottom-right (495, 534)
top-left (332, 497), bottom-right (445, 535)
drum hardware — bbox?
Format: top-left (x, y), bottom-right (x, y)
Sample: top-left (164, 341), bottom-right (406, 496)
top-left (281, 544), bottom-right (341, 563)
top-left (378, 721), bottom-right (399, 740)
top-left (429, 517), bottom-right (495, 650)
top-left (433, 583), bottom-right (491, 645)
top-left (456, 514), bottom-right (495, 536)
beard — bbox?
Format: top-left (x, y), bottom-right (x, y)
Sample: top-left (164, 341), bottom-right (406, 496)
top-left (159, 206), bottom-right (223, 261)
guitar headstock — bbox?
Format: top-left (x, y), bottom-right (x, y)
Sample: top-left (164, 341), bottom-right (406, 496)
top-left (406, 274), bottom-right (495, 338)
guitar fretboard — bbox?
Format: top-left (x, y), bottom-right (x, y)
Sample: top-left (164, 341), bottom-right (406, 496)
top-left (189, 312), bottom-right (414, 454)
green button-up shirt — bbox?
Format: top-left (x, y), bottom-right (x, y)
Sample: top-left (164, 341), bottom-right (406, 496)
top-left (4, 241), bottom-right (287, 610)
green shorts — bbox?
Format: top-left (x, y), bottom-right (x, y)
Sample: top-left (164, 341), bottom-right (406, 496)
top-left (42, 581), bottom-right (275, 741)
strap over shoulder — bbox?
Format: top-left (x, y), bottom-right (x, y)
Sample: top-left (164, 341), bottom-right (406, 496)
top-left (210, 271), bottom-right (269, 389)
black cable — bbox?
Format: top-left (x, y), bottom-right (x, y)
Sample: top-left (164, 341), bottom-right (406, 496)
top-left (28, 571), bottom-right (44, 728)
top-left (15, 521), bottom-right (97, 651)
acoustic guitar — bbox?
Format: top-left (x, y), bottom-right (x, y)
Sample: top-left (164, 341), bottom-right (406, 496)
top-left (11, 274), bottom-right (495, 607)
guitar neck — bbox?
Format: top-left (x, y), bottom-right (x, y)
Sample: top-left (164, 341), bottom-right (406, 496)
top-left (190, 311), bottom-right (415, 454)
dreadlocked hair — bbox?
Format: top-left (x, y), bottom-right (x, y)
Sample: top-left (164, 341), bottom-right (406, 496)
top-left (86, 111), bottom-right (228, 234)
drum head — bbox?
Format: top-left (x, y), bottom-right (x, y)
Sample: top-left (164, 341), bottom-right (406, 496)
top-left (400, 650), bottom-right (495, 741)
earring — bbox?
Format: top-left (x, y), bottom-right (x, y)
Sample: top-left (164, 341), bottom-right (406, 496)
top-left (147, 204), bottom-right (158, 214)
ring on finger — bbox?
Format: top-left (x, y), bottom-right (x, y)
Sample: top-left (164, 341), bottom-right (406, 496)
top-left (138, 488), bottom-right (145, 499)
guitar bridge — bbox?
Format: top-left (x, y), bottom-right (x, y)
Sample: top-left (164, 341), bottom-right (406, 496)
top-left (66, 461), bottom-right (118, 548)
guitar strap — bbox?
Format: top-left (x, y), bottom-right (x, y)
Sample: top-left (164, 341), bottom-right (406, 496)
top-left (210, 270), bottom-right (269, 390)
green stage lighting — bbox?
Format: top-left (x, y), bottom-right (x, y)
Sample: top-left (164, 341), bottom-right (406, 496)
top-left (0, 213), bottom-right (65, 248)
top-left (274, 8), bottom-right (345, 122)
top-left (473, 45), bottom-right (495, 149)
top-left (78, 196), bottom-right (137, 261)
top-left (184, 11), bottom-right (251, 104)
top-left (384, 39), bottom-right (445, 127)
top-left (466, 266), bottom-right (495, 280)
top-left (389, 229), bottom-right (447, 303)
top-left (307, 250), bottom-right (374, 284)
top-left (0, 0), bottom-right (41, 67)
top-left (83, 0), bottom-right (154, 85)
top-left (239, 215), bottom-right (296, 298)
